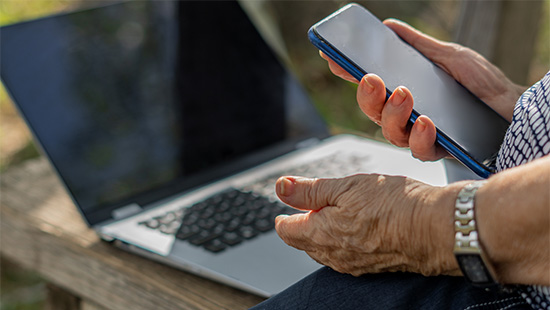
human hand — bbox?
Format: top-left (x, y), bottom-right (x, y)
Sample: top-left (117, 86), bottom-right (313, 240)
top-left (274, 175), bottom-right (463, 277)
top-left (321, 19), bottom-right (524, 161)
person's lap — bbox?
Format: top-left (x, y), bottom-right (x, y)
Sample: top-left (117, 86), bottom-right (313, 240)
top-left (252, 267), bottom-right (530, 310)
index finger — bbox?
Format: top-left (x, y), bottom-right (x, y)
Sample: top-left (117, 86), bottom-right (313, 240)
top-left (382, 19), bottom-right (450, 64)
top-left (275, 213), bottom-right (317, 251)
top-left (320, 51), bottom-right (360, 84)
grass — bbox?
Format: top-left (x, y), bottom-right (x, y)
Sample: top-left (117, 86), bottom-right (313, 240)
top-left (0, 261), bottom-right (45, 310)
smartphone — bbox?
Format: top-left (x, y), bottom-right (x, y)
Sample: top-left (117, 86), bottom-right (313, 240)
top-left (309, 3), bottom-right (510, 178)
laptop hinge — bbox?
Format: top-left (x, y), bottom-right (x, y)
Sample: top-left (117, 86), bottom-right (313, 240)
top-left (111, 203), bottom-right (142, 220)
top-left (295, 137), bottom-right (321, 149)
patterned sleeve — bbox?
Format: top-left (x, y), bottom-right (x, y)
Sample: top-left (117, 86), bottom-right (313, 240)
top-left (496, 71), bottom-right (550, 170)
top-left (495, 70), bottom-right (550, 310)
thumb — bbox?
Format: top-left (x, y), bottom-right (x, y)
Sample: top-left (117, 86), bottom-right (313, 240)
top-left (275, 176), bottom-right (346, 211)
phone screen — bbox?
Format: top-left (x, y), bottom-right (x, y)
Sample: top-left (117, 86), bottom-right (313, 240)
top-left (311, 4), bottom-right (510, 173)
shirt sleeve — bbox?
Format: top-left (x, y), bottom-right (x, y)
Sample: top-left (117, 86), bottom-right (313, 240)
top-left (496, 71), bottom-right (550, 171)
top-left (494, 70), bottom-right (550, 310)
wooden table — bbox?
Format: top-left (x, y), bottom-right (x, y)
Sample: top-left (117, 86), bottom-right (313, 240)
top-left (0, 158), bottom-right (265, 310)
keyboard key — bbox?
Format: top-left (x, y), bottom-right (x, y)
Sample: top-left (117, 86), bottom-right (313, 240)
top-left (204, 240), bottom-right (227, 253)
top-left (220, 232), bottom-right (242, 246)
top-left (199, 207), bottom-right (216, 219)
top-left (216, 201), bottom-right (231, 212)
top-left (213, 211), bottom-right (232, 223)
top-left (158, 212), bottom-right (176, 224)
top-left (238, 226), bottom-right (258, 239)
top-left (181, 213), bottom-right (199, 225)
top-left (159, 221), bottom-right (180, 235)
top-left (231, 205), bottom-right (249, 217)
top-left (176, 224), bottom-right (200, 240)
top-left (197, 218), bottom-right (217, 230)
top-left (189, 230), bottom-right (221, 246)
top-left (225, 218), bottom-right (241, 232)
top-left (143, 219), bottom-right (160, 229)
top-left (242, 212), bottom-right (257, 226)
top-left (254, 218), bottom-right (274, 232)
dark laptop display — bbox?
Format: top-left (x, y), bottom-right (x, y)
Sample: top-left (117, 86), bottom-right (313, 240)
top-left (1, 1), bottom-right (328, 225)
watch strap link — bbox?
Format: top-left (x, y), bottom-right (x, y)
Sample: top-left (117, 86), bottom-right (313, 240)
top-left (453, 180), bottom-right (499, 288)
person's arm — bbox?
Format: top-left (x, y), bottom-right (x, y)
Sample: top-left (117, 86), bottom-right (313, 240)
top-left (475, 155), bottom-right (550, 285)
top-left (274, 154), bottom-right (550, 285)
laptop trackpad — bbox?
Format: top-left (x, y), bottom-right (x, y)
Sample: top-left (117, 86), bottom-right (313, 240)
top-left (169, 231), bottom-right (320, 296)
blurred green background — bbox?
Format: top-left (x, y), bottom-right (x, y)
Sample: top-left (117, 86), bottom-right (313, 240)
top-left (0, 0), bottom-right (548, 309)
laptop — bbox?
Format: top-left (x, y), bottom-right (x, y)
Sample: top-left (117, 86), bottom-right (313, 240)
top-left (1, 0), bottom-right (458, 297)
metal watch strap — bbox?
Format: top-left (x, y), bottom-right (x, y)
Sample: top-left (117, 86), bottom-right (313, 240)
top-left (453, 180), bottom-right (498, 288)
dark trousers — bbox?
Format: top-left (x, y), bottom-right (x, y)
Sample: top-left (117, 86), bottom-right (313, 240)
top-left (251, 267), bottom-right (530, 310)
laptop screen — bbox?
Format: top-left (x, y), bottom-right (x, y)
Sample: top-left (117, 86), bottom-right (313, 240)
top-left (1, 1), bottom-right (328, 225)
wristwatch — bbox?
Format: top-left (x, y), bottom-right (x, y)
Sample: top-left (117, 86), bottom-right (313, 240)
top-left (453, 180), bottom-right (498, 288)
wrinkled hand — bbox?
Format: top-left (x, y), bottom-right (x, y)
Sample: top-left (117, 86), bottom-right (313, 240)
top-left (274, 175), bottom-right (462, 277)
top-left (322, 19), bottom-right (524, 161)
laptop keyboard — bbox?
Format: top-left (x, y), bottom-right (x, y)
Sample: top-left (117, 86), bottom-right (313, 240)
top-left (138, 152), bottom-right (369, 253)
top-left (175, 189), bottom-right (301, 253)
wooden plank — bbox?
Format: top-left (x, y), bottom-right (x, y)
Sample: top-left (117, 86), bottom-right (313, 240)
top-left (0, 158), bottom-right (265, 310)
top-left (45, 283), bottom-right (81, 310)
top-left (81, 301), bottom-right (109, 310)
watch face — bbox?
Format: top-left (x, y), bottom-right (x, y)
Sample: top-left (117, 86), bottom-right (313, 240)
top-left (456, 254), bottom-right (495, 286)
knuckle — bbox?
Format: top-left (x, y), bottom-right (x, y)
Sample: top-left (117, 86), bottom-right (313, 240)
top-left (312, 177), bottom-right (345, 207)
top-left (308, 178), bottom-right (324, 205)
top-left (383, 131), bottom-right (408, 148)
top-left (381, 123), bottom-right (409, 147)
top-left (367, 113), bottom-right (382, 125)
top-left (446, 42), bottom-right (470, 56)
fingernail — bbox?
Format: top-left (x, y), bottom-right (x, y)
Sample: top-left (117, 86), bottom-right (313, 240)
top-left (362, 75), bottom-right (375, 94)
top-left (416, 118), bottom-right (426, 132)
top-left (278, 177), bottom-right (295, 197)
top-left (392, 87), bottom-right (406, 106)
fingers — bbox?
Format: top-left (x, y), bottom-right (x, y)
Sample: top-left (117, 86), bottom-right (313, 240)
top-left (319, 21), bottom-right (448, 161)
top-left (274, 213), bottom-right (313, 250)
top-left (357, 79), bottom-right (445, 160)
top-left (380, 86), bottom-right (414, 147)
top-left (409, 115), bottom-right (448, 161)
top-left (274, 175), bottom-right (362, 251)
top-left (274, 212), bottom-right (330, 252)
top-left (357, 74), bottom-right (387, 124)
top-left (357, 75), bottom-right (414, 146)
top-left (320, 51), bottom-right (359, 83)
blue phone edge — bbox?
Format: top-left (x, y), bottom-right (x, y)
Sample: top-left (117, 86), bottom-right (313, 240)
top-left (308, 27), bottom-right (492, 179)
